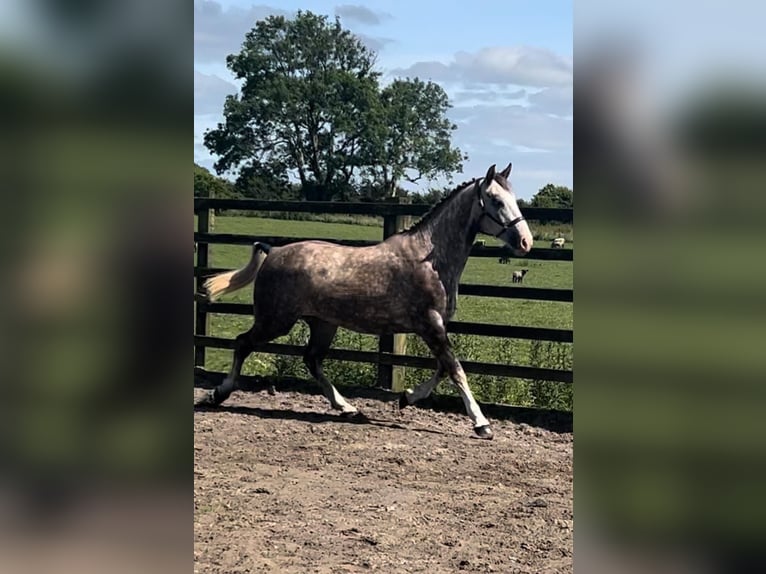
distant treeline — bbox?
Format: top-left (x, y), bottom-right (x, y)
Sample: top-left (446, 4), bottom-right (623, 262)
top-left (195, 162), bottom-right (573, 216)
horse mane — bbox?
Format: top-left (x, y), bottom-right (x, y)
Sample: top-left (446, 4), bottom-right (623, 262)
top-left (402, 177), bottom-right (480, 235)
top-left (400, 171), bottom-right (513, 236)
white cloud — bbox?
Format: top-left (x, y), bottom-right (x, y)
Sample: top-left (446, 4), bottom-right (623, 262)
top-left (392, 46), bottom-right (572, 88)
top-left (355, 33), bottom-right (394, 53)
top-left (194, 1), bottom-right (291, 63)
top-left (443, 102), bottom-right (572, 194)
top-left (452, 88), bottom-right (527, 103)
top-left (450, 105), bottom-right (572, 153)
top-left (392, 60), bottom-right (451, 81)
top-left (527, 86), bottom-right (573, 117)
top-left (335, 5), bottom-right (392, 26)
top-left (194, 70), bottom-right (237, 115)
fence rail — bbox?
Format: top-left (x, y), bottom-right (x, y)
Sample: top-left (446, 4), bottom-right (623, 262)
top-left (197, 301), bottom-right (572, 343)
top-left (194, 197), bottom-right (573, 392)
top-left (194, 233), bottom-right (573, 261)
top-left (194, 336), bottom-right (573, 384)
top-left (194, 197), bottom-right (573, 223)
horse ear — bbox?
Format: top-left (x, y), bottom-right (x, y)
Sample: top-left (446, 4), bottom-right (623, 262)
top-left (500, 162), bottom-right (512, 178)
top-left (484, 164), bottom-right (496, 184)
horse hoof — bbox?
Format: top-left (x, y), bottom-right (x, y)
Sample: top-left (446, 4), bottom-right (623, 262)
top-left (473, 425), bottom-right (494, 440)
top-left (398, 393), bottom-right (410, 410)
top-left (195, 390), bottom-right (217, 408)
top-left (196, 389), bottom-right (225, 408)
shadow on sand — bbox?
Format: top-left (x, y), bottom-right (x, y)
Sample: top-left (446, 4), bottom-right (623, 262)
top-left (194, 367), bottom-right (572, 434)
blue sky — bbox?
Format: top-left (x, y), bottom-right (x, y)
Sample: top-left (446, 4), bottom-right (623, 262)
top-left (194, 0), bottom-right (573, 199)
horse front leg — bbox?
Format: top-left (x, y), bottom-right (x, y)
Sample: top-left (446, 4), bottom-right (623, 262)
top-left (417, 313), bottom-right (493, 439)
top-left (442, 349), bottom-right (493, 439)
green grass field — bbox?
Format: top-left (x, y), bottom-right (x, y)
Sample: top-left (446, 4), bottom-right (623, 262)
top-left (197, 215), bottom-right (573, 410)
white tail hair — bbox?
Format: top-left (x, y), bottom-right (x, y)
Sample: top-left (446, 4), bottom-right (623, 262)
top-left (203, 242), bottom-right (270, 301)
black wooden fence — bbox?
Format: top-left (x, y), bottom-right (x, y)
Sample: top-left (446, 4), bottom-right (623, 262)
top-left (194, 198), bottom-right (573, 389)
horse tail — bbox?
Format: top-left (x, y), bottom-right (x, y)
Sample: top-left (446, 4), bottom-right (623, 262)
top-left (203, 242), bottom-right (271, 301)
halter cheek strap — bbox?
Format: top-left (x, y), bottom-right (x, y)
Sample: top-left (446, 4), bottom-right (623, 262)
top-left (475, 181), bottom-right (526, 237)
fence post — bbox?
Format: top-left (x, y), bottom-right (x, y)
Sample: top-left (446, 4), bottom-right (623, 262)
top-left (194, 202), bottom-right (210, 368)
top-left (377, 196), bottom-right (412, 390)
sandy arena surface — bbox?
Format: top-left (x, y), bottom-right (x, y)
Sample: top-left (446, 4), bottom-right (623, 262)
top-left (194, 382), bottom-right (572, 574)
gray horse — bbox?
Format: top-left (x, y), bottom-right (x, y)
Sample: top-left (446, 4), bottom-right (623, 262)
top-left (197, 163), bottom-right (533, 439)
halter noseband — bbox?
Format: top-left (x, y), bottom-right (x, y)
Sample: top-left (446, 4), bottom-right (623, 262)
top-left (475, 180), bottom-right (525, 238)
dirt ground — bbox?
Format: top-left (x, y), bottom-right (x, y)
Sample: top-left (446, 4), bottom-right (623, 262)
top-left (194, 383), bottom-right (572, 574)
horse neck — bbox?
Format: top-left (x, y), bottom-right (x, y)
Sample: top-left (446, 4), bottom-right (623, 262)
top-left (413, 183), bottom-right (482, 287)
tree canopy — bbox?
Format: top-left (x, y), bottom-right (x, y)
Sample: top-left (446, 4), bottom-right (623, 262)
top-left (203, 11), bottom-right (464, 201)
top-left (194, 163), bottom-right (237, 199)
top-left (363, 78), bottom-right (464, 198)
top-left (530, 183), bottom-right (573, 209)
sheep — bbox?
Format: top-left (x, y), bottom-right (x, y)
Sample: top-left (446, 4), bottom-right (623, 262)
top-left (551, 237), bottom-right (565, 248)
top-left (498, 255), bottom-right (511, 264)
top-left (512, 269), bottom-right (529, 283)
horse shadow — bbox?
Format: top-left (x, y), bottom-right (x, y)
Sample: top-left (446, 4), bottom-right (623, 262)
top-left (194, 370), bottom-right (572, 434)
top-left (193, 402), bottom-right (446, 435)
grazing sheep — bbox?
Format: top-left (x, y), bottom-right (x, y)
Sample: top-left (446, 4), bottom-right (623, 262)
top-left (551, 237), bottom-right (565, 248)
top-left (512, 269), bottom-right (529, 283)
top-left (474, 239), bottom-right (486, 247)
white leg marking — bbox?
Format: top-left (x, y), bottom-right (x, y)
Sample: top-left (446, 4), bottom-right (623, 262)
top-left (325, 381), bottom-right (357, 413)
top-left (451, 365), bottom-right (490, 428)
top-left (315, 365), bottom-right (357, 413)
top-left (307, 355), bottom-right (357, 414)
top-left (405, 367), bottom-right (444, 403)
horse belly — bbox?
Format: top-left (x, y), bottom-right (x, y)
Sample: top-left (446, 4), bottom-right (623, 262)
top-left (305, 283), bottom-right (419, 334)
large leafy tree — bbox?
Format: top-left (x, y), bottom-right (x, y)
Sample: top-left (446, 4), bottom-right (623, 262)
top-left (203, 11), bottom-right (380, 201)
top-left (204, 11), bottom-right (466, 201)
top-left (365, 78), bottom-right (465, 198)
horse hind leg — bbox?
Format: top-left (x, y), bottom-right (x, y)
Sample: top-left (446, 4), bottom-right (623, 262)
top-left (399, 361), bottom-right (446, 409)
top-left (196, 316), bottom-right (297, 407)
top-left (303, 319), bottom-right (357, 415)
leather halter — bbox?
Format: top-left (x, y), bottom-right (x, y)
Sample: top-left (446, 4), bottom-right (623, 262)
top-left (475, 180), bottom-right (525, 238)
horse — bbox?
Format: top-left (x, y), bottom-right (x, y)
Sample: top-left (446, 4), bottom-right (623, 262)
top-left (196, 163), bottom-right (533, 439)
top-left (512, 269), bottom-right (529, 283)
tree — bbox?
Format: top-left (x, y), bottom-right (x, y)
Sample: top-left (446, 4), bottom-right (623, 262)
top-left (364, 78), bottom-right (465, 198)
top-left (530, 184), bottom-right (573, 209)
top-left (233, 162), bottom-right (295, 200)
top-left (411, 186), bottom-right (450, 206)
top-left (203, 11), bottom-right (381, 201)
top-left (194, 163), bottom-right (238, 199)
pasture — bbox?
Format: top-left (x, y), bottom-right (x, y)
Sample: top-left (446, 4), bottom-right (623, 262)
top-left (199, 215), bottom-right (573, 410)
